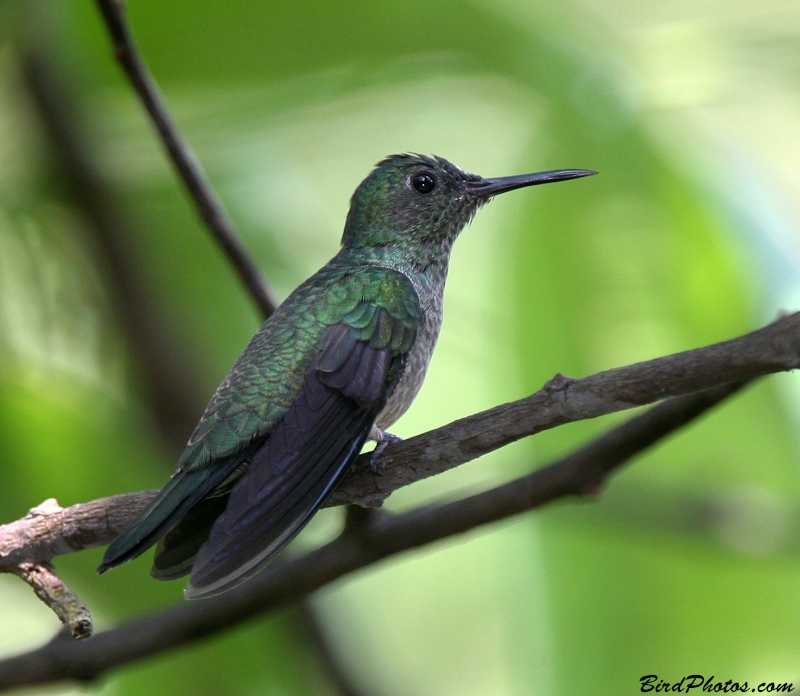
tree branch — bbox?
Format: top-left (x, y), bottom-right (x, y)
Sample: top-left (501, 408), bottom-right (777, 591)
top-left (0, 382), bottom-right (744, 690)
top-left (0, 312), bottom-right (794, 643)
top-left (0, 496), bottom-right (154, 567)
top-left (4, 562), bottom-right (92, 641)
top-left (0, 312), bottom-right (797, 570)
top-left (94, 0), bottom-right (277, 319)
top-left (329, 310), bottom-right (800, 506)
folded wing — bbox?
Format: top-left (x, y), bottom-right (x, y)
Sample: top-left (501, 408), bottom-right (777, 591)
top-left (185, 309), bottom-right (413, 598)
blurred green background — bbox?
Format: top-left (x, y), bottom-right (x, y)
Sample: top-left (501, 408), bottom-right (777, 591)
top-left (1, 0), bottom-right (800, 694)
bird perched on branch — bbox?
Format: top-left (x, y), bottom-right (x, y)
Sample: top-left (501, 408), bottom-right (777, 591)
top-left (98, 154), bottom-right (595, 598)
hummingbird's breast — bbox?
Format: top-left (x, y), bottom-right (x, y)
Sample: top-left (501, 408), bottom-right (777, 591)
top-left (375, 260), bottom-right (448, 429)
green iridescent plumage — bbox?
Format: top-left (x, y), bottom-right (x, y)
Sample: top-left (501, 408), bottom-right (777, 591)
top-left (179, 266), bottom-right (419, 472)
top-left (99, 154), bottom-right (594, 598)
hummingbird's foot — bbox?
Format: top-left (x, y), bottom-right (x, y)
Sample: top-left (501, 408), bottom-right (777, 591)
top-left (368, 426), bottom-right (402, 474)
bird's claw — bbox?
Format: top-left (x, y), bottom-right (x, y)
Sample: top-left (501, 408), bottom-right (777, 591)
top-left (368, 428), bottom-right (402, 474)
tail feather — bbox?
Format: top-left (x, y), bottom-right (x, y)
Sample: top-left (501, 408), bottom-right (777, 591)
top-left (97, 456), bottom-right (246, 574)
top-left (150, 494), bottom-right (230, 580)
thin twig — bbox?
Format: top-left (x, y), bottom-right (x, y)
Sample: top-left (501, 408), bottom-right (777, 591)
top-left (0, 383), bottom-right (744, 689)
top-left (20, 37), bottom-right (208, 449)
top-left (5, 562), bottom-right (92, 640)
top-left (94, 0), bottom-right (277, 319)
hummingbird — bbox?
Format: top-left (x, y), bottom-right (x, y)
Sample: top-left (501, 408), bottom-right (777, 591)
top-left (98, 154), bottom-right (595, 598)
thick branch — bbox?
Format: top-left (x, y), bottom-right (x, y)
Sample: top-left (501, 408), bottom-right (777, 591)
top-left (0, 383), bottom-right (743, 689)
top-left (0, 313), bottom-right (798, 569)
top-left (94, 0), bottom-right (277, 318)
top-left (330, 310), bottom-right (800, 505)
top-left (0, 496), bottom-right (155, 567)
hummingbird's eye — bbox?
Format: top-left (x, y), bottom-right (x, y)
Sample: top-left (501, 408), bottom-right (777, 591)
top-left (411, 172), bottom-right (436, 194)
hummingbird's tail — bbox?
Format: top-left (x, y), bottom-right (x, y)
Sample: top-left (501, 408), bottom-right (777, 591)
top-left (150, 493), bottom-right (230, 580)
top-left (97, 458), bottom-right (246, 574)
top-left (183, 382), bottom-right (375, 598)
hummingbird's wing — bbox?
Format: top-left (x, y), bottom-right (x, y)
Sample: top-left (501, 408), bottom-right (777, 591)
top-left (184, 302), bottom-right (416, 598)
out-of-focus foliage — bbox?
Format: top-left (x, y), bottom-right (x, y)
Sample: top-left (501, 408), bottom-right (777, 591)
top-left (1, 0), bottom-right (800, 694)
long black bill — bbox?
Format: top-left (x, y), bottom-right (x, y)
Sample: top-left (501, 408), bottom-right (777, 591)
top-left (467, 169), bottom-right (596, 198)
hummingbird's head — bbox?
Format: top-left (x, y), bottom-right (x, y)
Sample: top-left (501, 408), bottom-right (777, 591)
top-left (341, 153), bottom-right (595, 265)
